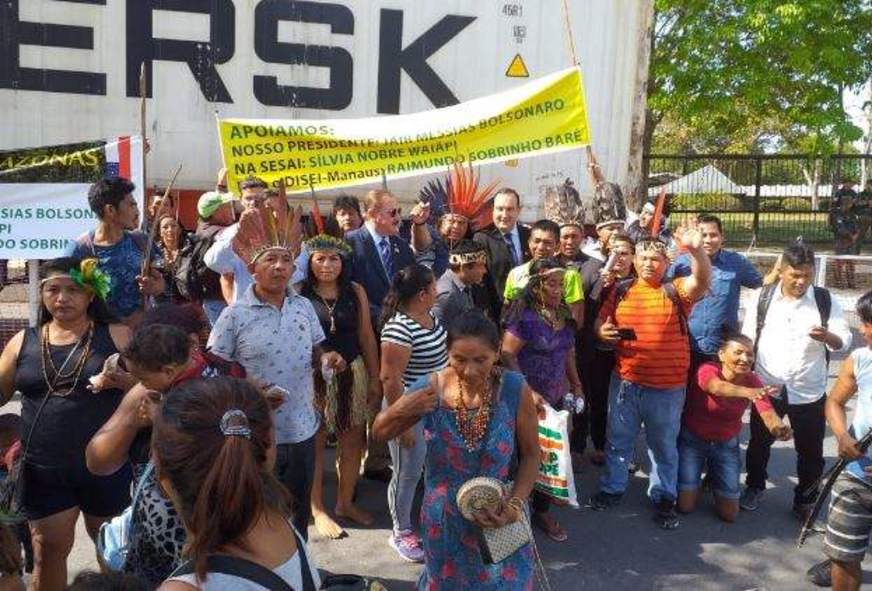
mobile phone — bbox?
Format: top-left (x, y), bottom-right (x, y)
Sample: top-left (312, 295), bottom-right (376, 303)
top-left (617, 328), bottom-right (637, 340)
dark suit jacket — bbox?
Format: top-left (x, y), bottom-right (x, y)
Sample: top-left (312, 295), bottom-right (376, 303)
top-left (432, 269), bottom-right (500, 326)
top-left (345, 226), bottom-right (416, 322)
top-left (473, 224), bottom-right (532, 302)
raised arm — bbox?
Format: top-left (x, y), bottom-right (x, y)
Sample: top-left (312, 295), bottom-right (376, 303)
top-left (675, 224), bottom-right (711, 302)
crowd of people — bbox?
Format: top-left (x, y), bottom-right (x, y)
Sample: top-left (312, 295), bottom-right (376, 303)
top-left (0, 163), bottom-right (868, 591)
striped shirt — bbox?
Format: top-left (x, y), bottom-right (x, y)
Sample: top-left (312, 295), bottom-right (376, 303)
top-left (380, 311), bottom-right (448, 387)
top-left (598, 277), bottom-right (695, 389)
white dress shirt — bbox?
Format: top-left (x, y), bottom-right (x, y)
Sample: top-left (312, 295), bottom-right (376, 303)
top-left (742, 282), bottom-right (852, 405)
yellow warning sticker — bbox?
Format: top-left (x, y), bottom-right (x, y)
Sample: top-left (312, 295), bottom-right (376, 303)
top-left (505, 54), bottom-right (530, 78)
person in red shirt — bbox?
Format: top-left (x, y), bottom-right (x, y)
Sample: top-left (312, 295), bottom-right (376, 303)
top-left (678, 332), bottom-right (791, 522)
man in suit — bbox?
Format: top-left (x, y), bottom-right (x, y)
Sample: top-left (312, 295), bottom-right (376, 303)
top-left (345, 188), bottom-right (420, 323)
top-left (433, 240), bottom-right (497, 324)
top-left (473, 187), bottom-right (531, 301)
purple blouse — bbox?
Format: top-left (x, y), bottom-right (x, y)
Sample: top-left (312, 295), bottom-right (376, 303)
top-left (506, 309), bottom-right (575, 406)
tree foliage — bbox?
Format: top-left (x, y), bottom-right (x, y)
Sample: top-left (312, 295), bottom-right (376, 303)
top-left (649, 0), bottom-right (872, 155)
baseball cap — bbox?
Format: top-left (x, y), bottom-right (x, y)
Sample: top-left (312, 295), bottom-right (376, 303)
top-left (197, 191), bottom-right (233, 219)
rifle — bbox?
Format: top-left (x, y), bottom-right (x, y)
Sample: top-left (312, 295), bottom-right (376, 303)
top-left (797, 428), bottom-right (872, 547)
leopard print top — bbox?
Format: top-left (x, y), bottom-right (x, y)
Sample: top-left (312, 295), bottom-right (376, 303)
top-left (123, 464), bottom-right (186, 586)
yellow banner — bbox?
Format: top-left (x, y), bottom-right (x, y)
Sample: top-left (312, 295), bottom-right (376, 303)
top-left (219, 66), bottom-right (590, 194)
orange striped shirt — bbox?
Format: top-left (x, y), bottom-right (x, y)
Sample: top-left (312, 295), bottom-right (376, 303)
top-left (598, 278), bottom-right (695, 389)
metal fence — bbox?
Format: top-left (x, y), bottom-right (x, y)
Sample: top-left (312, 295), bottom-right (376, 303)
top-left (645, 154), bottom-right (872, 246)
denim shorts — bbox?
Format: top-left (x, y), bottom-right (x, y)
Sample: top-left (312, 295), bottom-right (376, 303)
top-left (677, 429), bottom-right (741, 500)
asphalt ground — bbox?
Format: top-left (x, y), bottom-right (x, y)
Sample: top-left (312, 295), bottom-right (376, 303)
top-left (7, 359), bottom-right (868, 590)
top-left (1, 282), bottom-right (868, 588)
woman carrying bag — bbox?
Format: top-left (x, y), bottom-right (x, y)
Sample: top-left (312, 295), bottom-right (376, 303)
top-left (0, 257), bottom-right (134, 591)
top-left (373, 310), bottom-right (540, 590)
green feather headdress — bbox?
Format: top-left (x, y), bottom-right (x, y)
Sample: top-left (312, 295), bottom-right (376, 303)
top-left (69, 258), bottom-right (111, 301)
top-left (305, 234), bottom-right (352, 256)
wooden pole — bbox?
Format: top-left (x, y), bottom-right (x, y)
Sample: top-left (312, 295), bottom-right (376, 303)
top-left (142, 164), bottom-right (182, 277)
top-left (560, 0), bottom-right (580, 67)
top-left (139, 63), bottom-right (148, 186)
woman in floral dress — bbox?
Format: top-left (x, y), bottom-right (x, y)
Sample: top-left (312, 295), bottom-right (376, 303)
top-left (373, 310), bottom-right (540, 590)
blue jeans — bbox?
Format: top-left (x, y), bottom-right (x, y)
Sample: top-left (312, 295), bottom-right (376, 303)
top-left (599, 375), bottom-right (685, 503)
top-left (677, 429), bottom-right (741, 500)
top-left (387, 420), bottom-right (426, 534)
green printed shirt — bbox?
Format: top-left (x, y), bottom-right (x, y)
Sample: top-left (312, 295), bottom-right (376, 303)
top-left (503, 261), bottom-right (584, 303)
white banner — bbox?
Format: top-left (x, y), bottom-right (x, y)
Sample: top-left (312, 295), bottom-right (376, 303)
top-left (0, 137), bottom-right (144, 259)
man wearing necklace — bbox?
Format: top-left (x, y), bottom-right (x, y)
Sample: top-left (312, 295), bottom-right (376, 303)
top-left (589, 225), bottom-right (711, 530)
top-left (0, 257), bottom-right (134, 591)
top-left (207, 205), bottom-right (345, 540)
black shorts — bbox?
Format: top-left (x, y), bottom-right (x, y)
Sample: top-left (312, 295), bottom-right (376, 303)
top-left (22, 460), bottom-right (132, 521)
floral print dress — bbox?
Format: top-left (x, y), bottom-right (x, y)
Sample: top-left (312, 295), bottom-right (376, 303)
top-left (413, 370), bottom-right (534, 590)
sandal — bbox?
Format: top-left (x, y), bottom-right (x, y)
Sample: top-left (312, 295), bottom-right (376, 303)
top-left (532, 512), bottom-right (568, 543)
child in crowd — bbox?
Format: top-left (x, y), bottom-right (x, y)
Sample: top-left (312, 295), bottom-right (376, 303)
top-left (0, 415), bottom-right (30, 579)
top-left (677, 333), bottom-right (792, 522)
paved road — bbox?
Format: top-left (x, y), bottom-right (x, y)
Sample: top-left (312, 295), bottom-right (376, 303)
top-left (22, 391), bottom-right (869, 590)
top-left (4, 286), bottom-right (866, 589)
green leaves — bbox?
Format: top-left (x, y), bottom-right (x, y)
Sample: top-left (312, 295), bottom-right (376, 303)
top-left (650, 0), bottom-right (872, 155)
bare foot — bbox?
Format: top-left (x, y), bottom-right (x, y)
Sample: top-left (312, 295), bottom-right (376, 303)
top-left (335, 503), bottom-right (375, 526)
top-left (313, 510), bottom-right (346, 539)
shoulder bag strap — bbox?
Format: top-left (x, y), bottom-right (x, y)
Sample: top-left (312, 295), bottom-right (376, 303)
top-left (168, 525), bottom-right (316, 591)
top-left (753, 283), bottom-right (777, 359)
top-left (661, 282), bottom-right (687, 336)
top-left (170, 555), bottom-right (296, 591)
top-left (813, 286), bottom-right (833, 366)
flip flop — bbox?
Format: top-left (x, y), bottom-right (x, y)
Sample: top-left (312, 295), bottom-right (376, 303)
top-left (532, 513), bottom-right (568, 543)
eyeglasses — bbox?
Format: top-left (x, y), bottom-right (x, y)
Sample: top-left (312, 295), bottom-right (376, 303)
top-left (381, 207), bottom-right (402, 217)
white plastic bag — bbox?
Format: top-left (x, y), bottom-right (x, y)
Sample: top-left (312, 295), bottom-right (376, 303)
top-left (534, 405), bottom-right (578, 507)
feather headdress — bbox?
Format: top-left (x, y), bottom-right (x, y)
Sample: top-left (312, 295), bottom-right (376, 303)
top-left (232, 184), bottom-right (304, 264)
top-left (543, 178), bottom-right (585, 228)
top-left (586, 147), bottom-right (626, 229)
top-left (418, 163), bottom-right (500, 232)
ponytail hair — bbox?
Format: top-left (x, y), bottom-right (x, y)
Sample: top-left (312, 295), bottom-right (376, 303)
top-left (378, 263), bottom-right (434, 331)
top-left (151, 377), bottom-right (290, 581)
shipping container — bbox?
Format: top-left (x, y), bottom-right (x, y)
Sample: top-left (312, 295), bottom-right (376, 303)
top-left (0, 0), bottom-right (653, 222)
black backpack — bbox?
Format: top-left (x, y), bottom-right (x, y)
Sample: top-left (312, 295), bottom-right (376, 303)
top-left (753, 283), bottom-right (832, 365)
top-left (612, 277), bottom-right (688, 335)
top-left (174, 234), bottom-right (221, 301)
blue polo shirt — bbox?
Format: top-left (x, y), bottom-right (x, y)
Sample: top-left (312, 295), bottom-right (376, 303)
top-left (668, 249), bottom-right (762, 355)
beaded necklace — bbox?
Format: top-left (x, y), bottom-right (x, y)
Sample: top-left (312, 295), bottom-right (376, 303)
top-left (454, 369), bottom-right (499, 451)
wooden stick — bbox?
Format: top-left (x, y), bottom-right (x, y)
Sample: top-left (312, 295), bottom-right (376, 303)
top-left (142, 163), bottom-right (182, 276)
top-left (651, 185), bottom-right (667, 239)
top-left (139, 63), bottom-right (148, 189)
top-left (560, 0), bottom-right (580, 67)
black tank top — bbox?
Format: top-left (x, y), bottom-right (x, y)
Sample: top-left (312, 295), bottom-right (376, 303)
top-left (14, 324), bottom-right (122, 467)
top-left (301, 283), bottom-right (361, 365)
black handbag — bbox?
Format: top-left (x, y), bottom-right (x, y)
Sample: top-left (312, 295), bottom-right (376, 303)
top-left (0, 390), bottom-right (52, 524)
